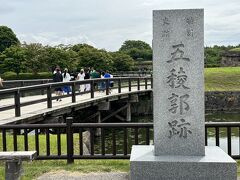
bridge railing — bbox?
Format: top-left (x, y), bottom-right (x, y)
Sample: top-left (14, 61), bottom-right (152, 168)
top-left (0, 120), bottom-right (239, 163)
top-left (1, 71), bottom-right (152, 89)
top-left (0, 77), bottom-right (152, 117)
top-left (2, 79), bottom-right (52, 89)
top-left (113, 71), bottom-right (152, 77)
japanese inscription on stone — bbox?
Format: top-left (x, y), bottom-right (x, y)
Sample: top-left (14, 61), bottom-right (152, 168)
top-left (162, 17), bottom-right (170, 38)
top-left (167, 43), bottom-right (191, 138)
top-left (153, 9), bottom-right (204, 156)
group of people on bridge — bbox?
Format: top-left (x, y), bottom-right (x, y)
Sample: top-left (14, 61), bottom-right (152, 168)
top-left (53, 66), bottom-right (114, 101)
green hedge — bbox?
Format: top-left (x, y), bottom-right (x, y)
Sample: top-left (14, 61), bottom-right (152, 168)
top-left (1, 72), bottom-right (52, 80)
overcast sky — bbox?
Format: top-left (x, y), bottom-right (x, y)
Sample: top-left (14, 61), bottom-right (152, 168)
top-left (0, 0), bottom-right (240, 51)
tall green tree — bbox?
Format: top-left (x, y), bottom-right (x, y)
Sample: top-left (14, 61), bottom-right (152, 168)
top-left (41, 46), bottom-right (78, 72)
top-left (71, 43), bottom-right (95, 52)
top-left (0, 26), bottom-right (20, 53)
top-left (110, 52), bottom-right (135, 71)
top-left (76, 45), bottom-right (113, 71)
top-left (119, 40), bottom-right (152, 61)
top-left (1, 45), bottom-right (26, 75)
top-left (23, 43), bottom-right (47, 74)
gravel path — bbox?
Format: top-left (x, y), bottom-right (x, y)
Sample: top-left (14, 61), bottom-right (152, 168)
top-left (37, 171), bottom-right (129, 180)
top-left (37, 170), bottom-right (240, 180)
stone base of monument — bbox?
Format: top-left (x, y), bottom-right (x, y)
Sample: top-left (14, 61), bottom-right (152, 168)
top-left (130, 145), bottom-right (237, 180)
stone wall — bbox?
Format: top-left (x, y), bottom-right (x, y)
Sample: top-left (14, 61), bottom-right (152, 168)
top-left (221, 52), bottom-right (240, 67)
top-left (205, 91), bottom-right (240, 112)
top-left (131, 91), bottom-right (240, 115)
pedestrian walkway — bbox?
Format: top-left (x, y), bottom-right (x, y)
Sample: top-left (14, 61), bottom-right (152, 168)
top-left (0, 85), bottom-right (151, 125)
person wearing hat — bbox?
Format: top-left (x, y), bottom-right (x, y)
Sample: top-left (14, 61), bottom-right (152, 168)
top-left (62, 68), bottom-right (71, 94)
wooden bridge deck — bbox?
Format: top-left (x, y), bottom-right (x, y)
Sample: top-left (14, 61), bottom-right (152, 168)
top-left (0, 86), bottom-right (151, 125)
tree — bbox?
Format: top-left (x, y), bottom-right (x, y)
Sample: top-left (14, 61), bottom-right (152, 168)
top-left (23, 43), bottom-right (47, 74)
top-left (41, 46), bottom-right (78, 72)
top-left (119, 40), bottom-right (152, 51)
top-left (71, 43), bottom-right (95, 52)
top-left (110, 52), bottom-right (135, 71)
top-left (1, 45), bottom-right (26, 75)
top-left (119, 40), bottom-right (152, 61)
top-left (76, 45), bottom-right (113, 71)
top-left (0, 26), bottom-right (20, 53)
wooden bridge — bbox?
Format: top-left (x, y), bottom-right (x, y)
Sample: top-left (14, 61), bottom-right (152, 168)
top-left (0, 77), bottom-right (152, 125)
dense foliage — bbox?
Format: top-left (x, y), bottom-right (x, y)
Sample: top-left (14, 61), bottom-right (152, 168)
top-left (1, 26), bottom-right (240, 78)
top-left (0, 26), bottom-right (20, 53)
top-left (119, 40), bottom-right (152, 61)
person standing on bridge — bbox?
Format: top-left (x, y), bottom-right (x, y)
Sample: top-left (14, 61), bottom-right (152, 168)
top-left (84, 68), bottom-right (91, 91)
top-left (62, 68), bottom-right (71, 94)
top-left (53, 68), bottom-right (63, 101)
top-left (0, 76), bottom-right (3, 88)
top-left (104, 70), bottom-right (112, 94)
top-left (77, 69), bottom-right (85, 92)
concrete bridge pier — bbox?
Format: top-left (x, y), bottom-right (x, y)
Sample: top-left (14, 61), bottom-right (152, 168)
top-left (96, 111), bottom-right (102, 136)
top-left (126, 103), bottom-right (131, 122)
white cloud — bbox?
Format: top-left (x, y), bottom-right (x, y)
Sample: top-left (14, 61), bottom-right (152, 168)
top-left (18, 32), bottom-right (96, 47)
top-left (0, 0), bottom-right (239, 50)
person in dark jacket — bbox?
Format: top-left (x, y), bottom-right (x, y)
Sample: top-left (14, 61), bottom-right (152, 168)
top-left (53, 68), bottom-right (63, 101)
top-left (84, 69), bottom-right (91, 91)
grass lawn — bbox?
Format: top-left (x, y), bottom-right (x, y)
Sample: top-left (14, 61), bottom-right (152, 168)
top-left (0, 160), bottom-right (129, 180)
top-left (205, 67), bottom-right (240, 91)
top-left (0, 159), bottom-right (240, 179)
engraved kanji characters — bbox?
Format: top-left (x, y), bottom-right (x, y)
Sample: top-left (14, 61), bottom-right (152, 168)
top-left (168, 119), bottom-right (192, 138)
top-left (167, 43), bottom-right (190, 63)
top-left (162, 17), bottom-right (170, 38)
top-left (162, 30), bottom-right (170, 37)
top-left (168, 93), bottom-right (190, 115)
top-left (163, 17), bottom-right (170, 25)
top-left (167, 67), bottom-right (189, 89)
top-left (166, 42), bottom-right (192, 138)
top-left (186, 29), bottom-right (194, 37)
top-left (185, 17), bottom-right (194, 37)
top-left (185, 17), bottom-right (194, 25)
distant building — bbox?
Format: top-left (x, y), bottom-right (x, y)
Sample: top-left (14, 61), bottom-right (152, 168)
top-left (221, 51), bottom-right (240, 67)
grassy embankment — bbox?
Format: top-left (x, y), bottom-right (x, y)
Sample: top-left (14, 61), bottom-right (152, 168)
top-left (0, 67), bottom-right (240, 179)
top-left (205, 67), bottom-right (240, 91)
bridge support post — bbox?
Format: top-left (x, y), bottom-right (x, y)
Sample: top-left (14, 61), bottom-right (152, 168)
top-left (126, 103), bottom-right (131, 122)
top-left (21, 81), bottom-right (25, 97)
top-left (66, 117), bottom-right (74, 164)
top-left (98, 102), bottom-right (110, 111)
top-left (47, 85), bottom-right (52, 108)
top-left (96, 111), bottom-right (101, 136)
top-left (14, 90), bottom-right (21, 117)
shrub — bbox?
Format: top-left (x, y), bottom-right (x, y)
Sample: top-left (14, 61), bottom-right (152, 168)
top-left (1, 72), bottom-right (52, 80)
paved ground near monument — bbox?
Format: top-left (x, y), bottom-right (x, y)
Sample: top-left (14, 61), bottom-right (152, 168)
top-left (37, 171), bottom-right (129, 180)
top-left (37, 171), bottom-right (240, 180)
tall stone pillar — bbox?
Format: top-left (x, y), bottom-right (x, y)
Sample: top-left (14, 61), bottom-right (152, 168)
top-left (130, 9), bottom-right (237, 180)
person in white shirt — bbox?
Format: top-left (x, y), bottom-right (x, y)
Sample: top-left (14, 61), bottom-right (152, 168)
top-left (62, 68), bottom-right (71, 94)
top-left (77, 69), bottom-right (85, 92)
top-left (0, 77), bottom-right (3, 88)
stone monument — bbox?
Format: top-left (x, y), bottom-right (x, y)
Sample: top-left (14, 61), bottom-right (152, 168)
top-left (130, 9), bottom-right (237, 180)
